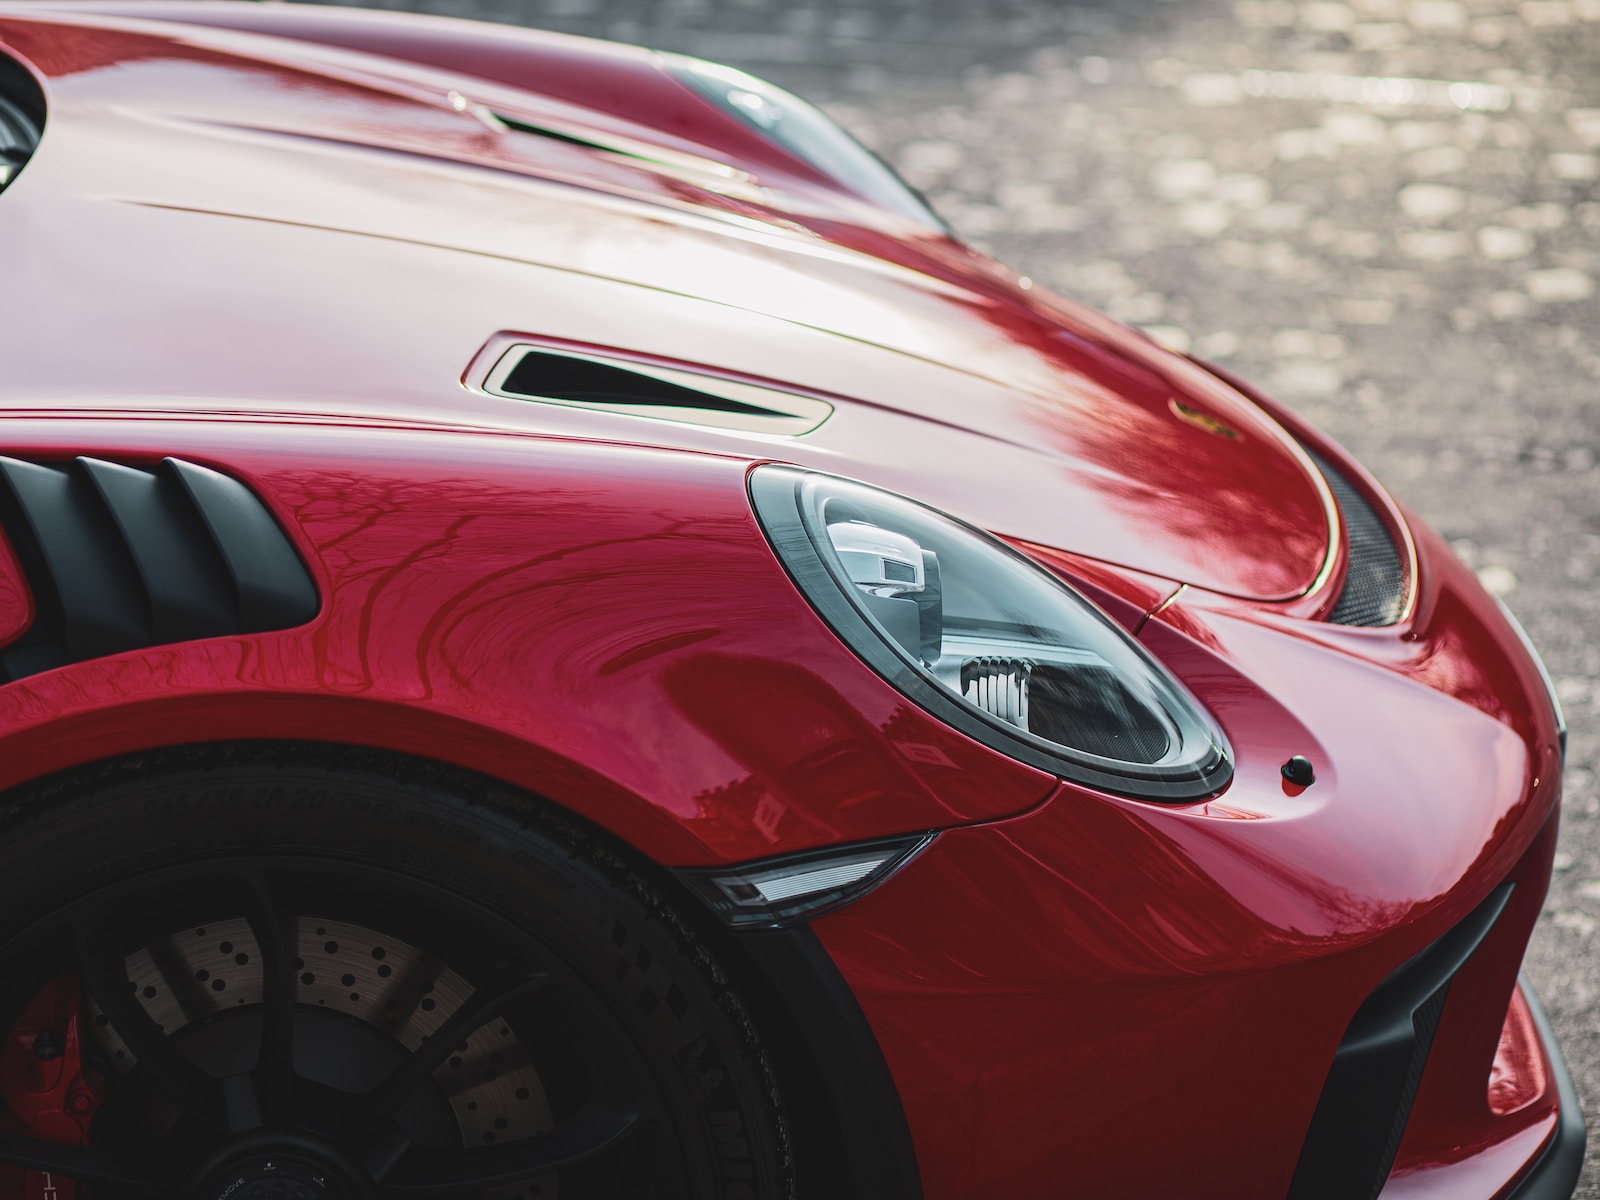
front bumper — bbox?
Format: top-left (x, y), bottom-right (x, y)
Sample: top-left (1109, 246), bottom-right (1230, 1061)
top-left (803, 504), bottom-right (1578, 1198)
top-left (1377, 977), bottom-right (1584, 1199)
top-left (812, 792), bottom-right (1572, 1198)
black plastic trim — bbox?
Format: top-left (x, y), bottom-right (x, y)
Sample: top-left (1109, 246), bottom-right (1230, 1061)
top-left (80, 458), bottom-right (236, 644)
top-left (1287, 884), bottom-right (1513, 1200)
top-left (1506, 975), bottom-right (1587, 1200)
top-left (166, 459), bottom-right (319, 633)
top-left (0, 458), bottom-right (149, 662)
top-left (0, 457), bottom-right (319, 680)
top-left (0, 48), bottom-right (43, 133)
top-left (733, 925), bottom-right (922, 1200)
top-left (749, 465), bottom-right (1233, 802)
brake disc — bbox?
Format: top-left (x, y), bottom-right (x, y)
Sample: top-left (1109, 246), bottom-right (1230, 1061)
top-left (83, 917), bottom-right (553, 1147)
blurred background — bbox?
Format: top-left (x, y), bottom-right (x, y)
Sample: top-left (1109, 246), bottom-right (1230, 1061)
top-left (325, 0), bottom-right (1598, 1187)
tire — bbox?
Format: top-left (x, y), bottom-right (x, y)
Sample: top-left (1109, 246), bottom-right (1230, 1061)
top-left (0, 744), bottom-right (793, 1200)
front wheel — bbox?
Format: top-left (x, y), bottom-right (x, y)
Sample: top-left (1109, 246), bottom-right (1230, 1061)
top-left (0, 747), bottom-right (793, 1200)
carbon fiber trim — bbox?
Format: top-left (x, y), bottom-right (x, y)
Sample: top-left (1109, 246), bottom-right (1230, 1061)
top-left (1306, 449), bottom-right (1408, 627)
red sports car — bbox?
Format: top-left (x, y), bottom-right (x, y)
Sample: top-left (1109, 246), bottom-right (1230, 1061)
top-left (0, 4), bottom-right (1581, 1198)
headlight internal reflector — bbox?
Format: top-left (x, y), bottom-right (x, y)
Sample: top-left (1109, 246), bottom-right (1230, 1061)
top-left (751, 467), bottom-right (1232, 801)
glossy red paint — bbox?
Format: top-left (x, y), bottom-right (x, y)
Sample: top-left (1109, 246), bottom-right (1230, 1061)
top-left (1189, 357), bottom-right (1418, 623)
top-left (0, 2), bottom-right (1334, 604)
top-left (1001, 540), bottom-right (1182, 634)
top-left (46, 0), bottom-right (848, 197)
top-left (0, 975), bottom-right (100, 1200)
top-left (0, 531), bottom-right (29, 654)
top-left (0, 5), bottom-right (1579, 1197)
top-left (1491, 988), bottom-right (1552, 1119)
top-left (817, 818), bottom-right (1558, 1198)
top-left (815, 509), bottom-right (1564, 1197)
top-left (0, 421), bottom-right (1058, 864)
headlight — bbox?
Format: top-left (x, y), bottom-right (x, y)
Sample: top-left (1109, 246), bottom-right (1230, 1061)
top-left (750, 467), bottom-right (1232, 801)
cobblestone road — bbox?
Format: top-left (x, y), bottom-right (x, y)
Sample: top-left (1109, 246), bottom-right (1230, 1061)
top-left (323, 0), bottom-right (1600, 1187)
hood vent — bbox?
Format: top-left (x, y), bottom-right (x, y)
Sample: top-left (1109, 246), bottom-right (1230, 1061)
top-left (488, 112), bottom-right (761, 197)
top-left (0, 456), bottom-right (319, 681)
top-left (486, 347), bottom-right (832, 435)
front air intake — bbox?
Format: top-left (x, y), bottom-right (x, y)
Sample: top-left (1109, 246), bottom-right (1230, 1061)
top-left (1286, 884), bottom-right (1511, 1200)
top-left (0, 456), bottom-right (319, 680)
top-left (1305, 449), bottom-right (1408, 627)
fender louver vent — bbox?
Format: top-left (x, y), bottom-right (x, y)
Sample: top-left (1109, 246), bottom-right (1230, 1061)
top-left (486, 347), bottom-right (833, 436)
top-left (0, 456), bottom-right (319, 681)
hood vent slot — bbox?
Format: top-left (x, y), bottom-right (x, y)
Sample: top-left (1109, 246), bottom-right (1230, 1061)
top-left (487, 347), bottom-right (832, 435)
top-left (488, 112), bottom-right (758, 194)
top-left (492, 113), bottom-right (613, 156)
top-left (0, 456), bottom-right (319, 681)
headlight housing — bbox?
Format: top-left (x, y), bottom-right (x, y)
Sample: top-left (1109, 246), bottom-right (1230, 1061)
top-left (750, 467), bottom-right (1232, 801)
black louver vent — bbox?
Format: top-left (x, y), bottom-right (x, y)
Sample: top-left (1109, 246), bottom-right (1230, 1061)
top-left (1306, 449), bottom-right (1408, 627)
top-left (0, 456), bottom-right (319, 681)
top-left (1285, 884), bottom-right (1512, 1200)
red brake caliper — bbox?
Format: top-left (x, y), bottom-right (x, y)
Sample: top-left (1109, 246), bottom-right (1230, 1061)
top-left (0, 975), bottom-right (104, 1200)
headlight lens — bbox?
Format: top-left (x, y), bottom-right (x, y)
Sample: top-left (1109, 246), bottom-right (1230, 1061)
top-left (751, 467), bottom-right (1232, 801)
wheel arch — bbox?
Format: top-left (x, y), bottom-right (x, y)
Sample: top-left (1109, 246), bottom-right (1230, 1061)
top-left (0, 736), bottom-right (924, 1200)
top-left (0, 691), bottom-right (715, 864)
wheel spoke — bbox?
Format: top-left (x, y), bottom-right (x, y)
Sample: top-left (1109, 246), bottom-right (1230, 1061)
top-left (353, 968), bottom-right (549, 1161)
top-left (238, 871), bottom-right (297, 1124)
top-left (0, 1130), bottom-right (168, 1193)
top-left (375, 1104), bottom-right (638, 1197)
top-left (73, 921), bottom-right (228, 1135)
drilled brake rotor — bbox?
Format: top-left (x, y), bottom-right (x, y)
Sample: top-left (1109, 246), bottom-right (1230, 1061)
top-left (84, 917), bottom-right (553, 1148)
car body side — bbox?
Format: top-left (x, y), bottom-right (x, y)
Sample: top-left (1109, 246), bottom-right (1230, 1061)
top-left (0, 5), bottom-right (1580, 1198)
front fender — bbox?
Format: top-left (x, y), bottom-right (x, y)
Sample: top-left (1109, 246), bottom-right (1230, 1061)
top-left (0, 419), bottom-right (1054, 864)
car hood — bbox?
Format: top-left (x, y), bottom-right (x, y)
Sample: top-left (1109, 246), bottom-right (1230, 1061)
top-left (0, 4), bottom-right (1335, 602)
